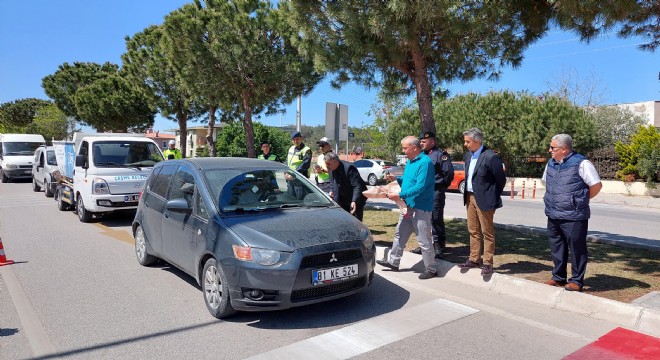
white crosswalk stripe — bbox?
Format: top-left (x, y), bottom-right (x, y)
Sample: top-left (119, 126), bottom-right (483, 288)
top-left (245, 298), bottom-right (478, 360)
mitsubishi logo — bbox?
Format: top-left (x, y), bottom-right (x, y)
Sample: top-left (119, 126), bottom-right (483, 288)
top-left (329, 253), bottom-right (338, 262)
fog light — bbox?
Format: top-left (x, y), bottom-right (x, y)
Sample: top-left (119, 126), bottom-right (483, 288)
top-left (248, 289), bottom-right (264, 300)
top-left (98, 200), bottom-right (112, 206)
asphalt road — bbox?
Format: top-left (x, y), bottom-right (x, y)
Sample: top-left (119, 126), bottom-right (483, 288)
top-left (0, 180), bottom-right (641, 359)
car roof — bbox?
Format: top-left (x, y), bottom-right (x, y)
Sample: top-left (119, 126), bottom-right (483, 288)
top-left (160, 157), bottom-right (289, 171)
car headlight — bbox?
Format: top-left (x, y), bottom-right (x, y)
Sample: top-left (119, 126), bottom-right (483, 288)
top-left (232, 245), bottom-right (285, 266)
top-left (5, 164), bottom-right (19, 169)
top-left (359, 228), bottom-right (374, 249)
top-left (93, 178), bottom-right (110, 195)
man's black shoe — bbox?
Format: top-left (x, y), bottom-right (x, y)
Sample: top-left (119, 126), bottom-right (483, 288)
top-left (376, 259), bottom-right (399, 271)
top-left (418, 270), bottom-right (437, 280)
top-left (410, 247), bottom-right (422, 254)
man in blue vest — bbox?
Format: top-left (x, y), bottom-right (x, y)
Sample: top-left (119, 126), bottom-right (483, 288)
top-left (542, 134), bottom-right (602, 292)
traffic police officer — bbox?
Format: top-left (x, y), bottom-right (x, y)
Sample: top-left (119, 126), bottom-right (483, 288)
top-left (163, 140), bottom-right (182, 160)
top-left (258, 141), bottom-right (280, 162)
top-left (285, 131), bottom-right (311, 199)
top-left (414, 131), bottom-right (454, 258)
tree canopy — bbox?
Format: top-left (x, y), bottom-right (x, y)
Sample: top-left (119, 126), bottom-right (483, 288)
top-left (0, 98), bottom-right (51, 132)
top-left (122, 25), bottom-right (206, 157)
top-left (162, 0), bottom-right (322, 157)
top-left (287, 1), bottom-right (552, 135)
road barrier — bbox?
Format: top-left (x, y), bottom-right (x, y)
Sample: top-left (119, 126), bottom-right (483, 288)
top-left (0, 236), bottom-right (14, 266)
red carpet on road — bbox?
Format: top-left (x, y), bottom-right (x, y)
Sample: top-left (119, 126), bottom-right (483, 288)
top-left (564, 327), bottom-right (660, 360)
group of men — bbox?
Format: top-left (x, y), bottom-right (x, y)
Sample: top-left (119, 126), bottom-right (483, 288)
top-left (376, 128), bottom-right (602, 292)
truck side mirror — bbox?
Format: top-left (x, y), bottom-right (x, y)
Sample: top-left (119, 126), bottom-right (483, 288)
top-left (75, 155), bottom-right (88, 169)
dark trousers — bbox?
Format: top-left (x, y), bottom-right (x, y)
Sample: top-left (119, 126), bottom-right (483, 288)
top-left (547, 218), bottom-right (589, 286)
top-left (339, 199), bottom-right (366, 222)
top-left (431, 190), bottom-right (446, 247)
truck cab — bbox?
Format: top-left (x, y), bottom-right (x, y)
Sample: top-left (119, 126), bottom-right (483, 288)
top-left (0, 133), bottom-right (46, 183)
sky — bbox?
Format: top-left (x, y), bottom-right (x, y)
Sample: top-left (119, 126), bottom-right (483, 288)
top-left (2, 1), bottom-right (659, 133)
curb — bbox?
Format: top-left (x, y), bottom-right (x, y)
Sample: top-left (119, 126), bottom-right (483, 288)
top-left (376, 246), bottom-right (660, 338)
top-left (364, 204), bottom-right (660, 252)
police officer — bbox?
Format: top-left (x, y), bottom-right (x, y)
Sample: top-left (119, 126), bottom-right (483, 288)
top-left (258, 141), bottom-right (280, 162)
top-left (314, 137), bottom-right (333, 193)
top-left (412, 131), bottom-right (454, 258)
top-left (163, 140), bottom-right (182, 160)
top-left (285, 131), bottom-right (311, 199)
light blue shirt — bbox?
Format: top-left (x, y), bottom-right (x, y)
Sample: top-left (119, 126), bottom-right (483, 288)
top-left (466, 144), bottom-right (484, 193)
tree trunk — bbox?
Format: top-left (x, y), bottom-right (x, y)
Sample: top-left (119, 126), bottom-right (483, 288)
top-left (411, 46), bottom-right (436, 135)
top-left (242, 91), bottom-right (256, 158)
top-left (206, 105), bottom-right (217, 157)
top-left (176, 100), bottom-right (188, 158)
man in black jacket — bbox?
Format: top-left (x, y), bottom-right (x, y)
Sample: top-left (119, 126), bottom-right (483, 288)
top-left (459, 128), bottom-right (506, 276)
top-left (325, 152), bottom-right (368, 221)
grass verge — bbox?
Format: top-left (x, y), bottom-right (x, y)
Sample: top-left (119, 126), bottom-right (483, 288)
top-left (363, 209), bottom-right (659, 303)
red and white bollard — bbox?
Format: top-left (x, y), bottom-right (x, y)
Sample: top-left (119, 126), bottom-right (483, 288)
top-left (521, 180), bottom-right (526, 199)
top-left (532, 180), bottom-right (537, 199)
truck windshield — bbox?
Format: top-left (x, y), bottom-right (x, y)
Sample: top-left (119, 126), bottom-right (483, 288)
top-left (2, 142), bottom-right (42, 156)
top-left (92, 141), bottom-right (164, 168)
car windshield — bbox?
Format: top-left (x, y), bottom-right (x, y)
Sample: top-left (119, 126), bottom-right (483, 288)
top-left (205, 168), bottom-right (334, 213)
top-left (92, 141), bottom-right (164, 168)
top-left (2, 142), bottom-right (42, 156)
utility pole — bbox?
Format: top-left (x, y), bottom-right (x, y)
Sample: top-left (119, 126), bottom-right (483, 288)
top-left (296, 96), bottom-right (301, 131)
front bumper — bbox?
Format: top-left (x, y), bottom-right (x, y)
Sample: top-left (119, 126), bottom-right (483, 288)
top-left (224, 242), bottom-right (376, 312)
top-left (87, 193), bottom-right (141, 212)
top-left (3, 168), bottom-right (32, 179)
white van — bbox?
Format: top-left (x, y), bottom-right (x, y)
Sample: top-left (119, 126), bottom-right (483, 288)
top-left (0, 133), bottom-right (46, 183)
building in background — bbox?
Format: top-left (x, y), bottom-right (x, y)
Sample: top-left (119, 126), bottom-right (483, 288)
top-left (616, 100), bottom-right (660, 128)
top-left (168, 124), bottom-right (227, 158)
top-left (145, 129), bottom-right (175, 151)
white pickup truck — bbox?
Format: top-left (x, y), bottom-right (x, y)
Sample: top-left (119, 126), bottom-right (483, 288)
top-left (53, 133), bottom-right (164, 222)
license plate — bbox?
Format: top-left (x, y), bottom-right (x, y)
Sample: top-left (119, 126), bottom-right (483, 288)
top-left (124, 194), bottom-right (139, 201)
top-left (312, 264), bottom-right (358, 285)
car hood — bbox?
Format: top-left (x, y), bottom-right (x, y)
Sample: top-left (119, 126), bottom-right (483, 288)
top-left (222, 207), bottom-right (365, 252)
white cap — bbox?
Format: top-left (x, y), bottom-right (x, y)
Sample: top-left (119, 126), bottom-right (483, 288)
top-left (317, 137), bottom-right (330, 145)
top-left (168, 140), bottom-right (175, 146)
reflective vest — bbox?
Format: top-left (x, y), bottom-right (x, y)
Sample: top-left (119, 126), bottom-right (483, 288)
top-left (163, 148), bottom-right (181, 160)
top-left (316, 152), bottom-right (330, 182)
top-left (258, 153), bottom-right (278, 161)
top-left (287, 144), bottom-right (310, 176)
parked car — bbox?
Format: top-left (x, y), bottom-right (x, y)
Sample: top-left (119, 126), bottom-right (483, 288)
top-left (448, 161), bottom-right (466, 194)
top-left (32, 146), bottom-right (58, 197)
top-left (353, 159), bottom-right (400, 185)
top-left (132, 158), bottom-right (375, 319)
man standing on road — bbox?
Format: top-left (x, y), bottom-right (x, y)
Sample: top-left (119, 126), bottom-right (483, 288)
top-left (542, 134), bottom-right (602, 292)
top-left (314, 137), bottom-right (333, 193)
top-left (258, 141), bottom-right (280, 162)
top-left (411, 131), bottom-right (454, 258)
top-left (285, 131), bottom-right (311, 199)
top-left (377, 136), bottom-right (438, 280)
top-left (324, 152), bottom-right (367, 221)
top-left (163, 140), bottom-right (182, 160)
top-left (459, 128), bottom-right (506, 276)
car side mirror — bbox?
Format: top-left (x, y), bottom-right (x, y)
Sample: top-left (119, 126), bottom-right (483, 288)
top-left (166, 198), bottom-right (192, 213)
top-left (75, 155), bottom-right (87, 169)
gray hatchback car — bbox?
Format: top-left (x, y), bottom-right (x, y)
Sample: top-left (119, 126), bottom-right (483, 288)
top-left (132, 157), bottom-right (375, 319)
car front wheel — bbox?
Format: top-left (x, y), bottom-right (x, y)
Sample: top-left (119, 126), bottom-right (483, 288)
top-left (32, 177), bottom-right (41, 192)
top-left (459, 180), bottom-right (466, 194)
top-left (134, 225), bottom-right (157, 266)
top-left (1, 170), bottom-right (8, 183)
top-left (367, 173), bottom-right (378, 186)
top-left (77, 196), bottom-right (93, 222)
top-left (202, 258), bottom-right (236, 319)
top-left (44, 179), bottom-right (54, 197)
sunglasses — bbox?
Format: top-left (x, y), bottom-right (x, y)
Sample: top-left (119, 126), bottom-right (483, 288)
top-left (549, 145), bottom-right (563, 151)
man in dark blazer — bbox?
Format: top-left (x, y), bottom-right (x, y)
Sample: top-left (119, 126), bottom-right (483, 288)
top-left (325, 152), bottom-right (368, 221)
top-left (459, 128), bottom-right (507, 276)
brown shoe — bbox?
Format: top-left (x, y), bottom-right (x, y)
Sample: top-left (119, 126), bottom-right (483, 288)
top-left (565, 282), bottom-right (583, 292)
top-left (544, 279), bottom-right (567, 287)
top-left (458, 260), bottom-right (480, 269)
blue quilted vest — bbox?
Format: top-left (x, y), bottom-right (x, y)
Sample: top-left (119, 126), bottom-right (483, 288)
top-left (543, 152), bottom-right (590, 220)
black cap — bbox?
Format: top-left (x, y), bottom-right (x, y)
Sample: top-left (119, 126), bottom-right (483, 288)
top-left (290, 131), bottom-right (301, 139)
top-left (261, 140), bottom-right (270, 146)
top-left (420, 131), bottom-right (436, 139)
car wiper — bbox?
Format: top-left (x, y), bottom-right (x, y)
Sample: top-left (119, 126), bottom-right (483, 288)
top-left (279, 203), bottom-right (302, 209)
top-left (233, 207), bottom-right (267, 213)
top-left (95, 162), bottom-right (124, 167)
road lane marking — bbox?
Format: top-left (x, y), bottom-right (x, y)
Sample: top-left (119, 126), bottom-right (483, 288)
top-left (0, 265), bottom-right (56, 357)
top-left (245, 298), bottom-right (478, 360)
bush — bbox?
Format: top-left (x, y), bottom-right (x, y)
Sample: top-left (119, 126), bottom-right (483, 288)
top-left (615, 125), bottom-right (660, 187)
